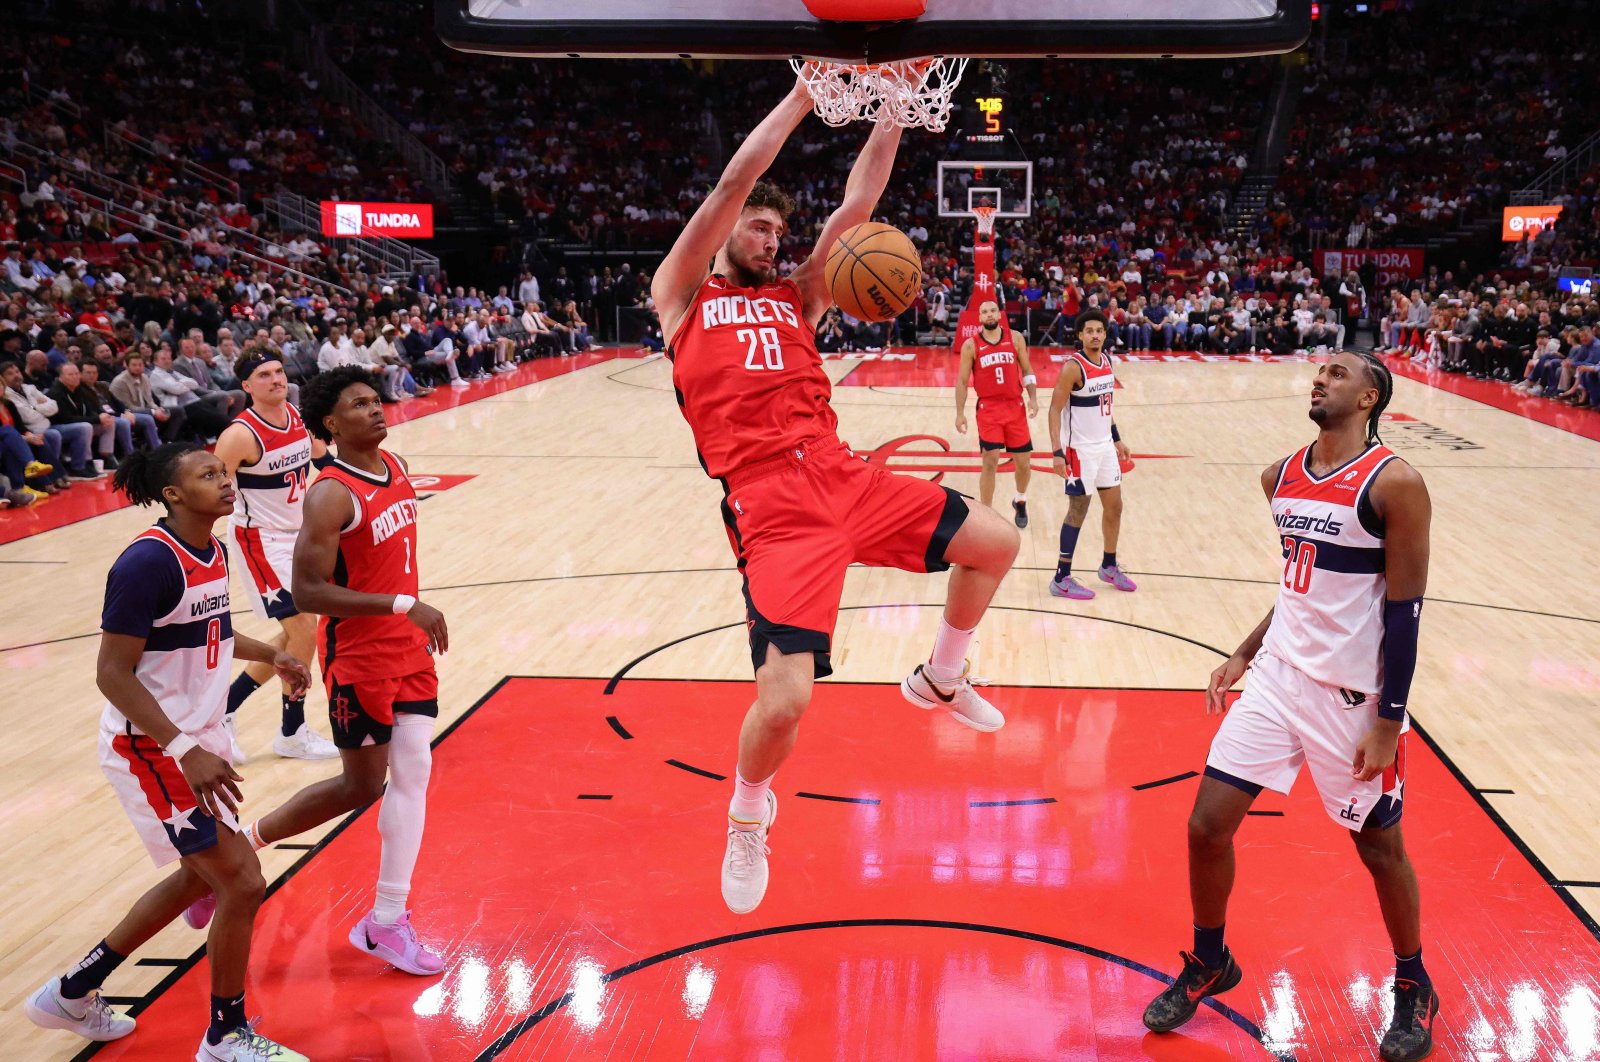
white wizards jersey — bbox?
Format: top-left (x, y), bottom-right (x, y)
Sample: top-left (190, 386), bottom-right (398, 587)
top-left (99, 524), bottom-right (234, 736)
top-left (1261, 443), bottom-right (1399, 694)
top-left (1061, 350), bottom-right (1116, 450)
top-left (230, 405), bottom-right (312, 532)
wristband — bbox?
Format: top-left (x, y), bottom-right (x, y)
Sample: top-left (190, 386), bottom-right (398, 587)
top-left (1022, 374), bottom-right (1037, 387)
top-left (1378, 597), bottom-right (1423, 722)
top-left (1111, 424), bottom-right (1121, 442)
top-left (164, 733), bottom-right (200, 762)
top-left (392, 594), bottom-right (418, 615)
top-left (1052, 448), bottom-right (1066, 459)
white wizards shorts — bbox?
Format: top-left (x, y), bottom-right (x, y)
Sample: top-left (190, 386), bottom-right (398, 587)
top-left (1206, 649), bottom-right (1407, 831)
top-left (1063, 442), bottom-right (1122, 497)
top-left (231, 524), bottom-right (299, 620)
top-left (101, 721), bottom-right (239, 867)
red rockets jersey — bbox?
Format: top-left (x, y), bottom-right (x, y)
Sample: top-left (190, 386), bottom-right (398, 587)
top-left (971, 329), bottom-right (1023, 403)
top-left (314, 450), bottom-right (431, 681)
top-left (668, 274), bottom-right (837, 480)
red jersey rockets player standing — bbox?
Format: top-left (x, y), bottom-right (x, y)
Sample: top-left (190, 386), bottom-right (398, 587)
top-left (955, 299), bottom-right (1039, 527)
top-left (238, 366), bottom-right (451, 978)
top-left (652, 74), bottom-right (1022, 915)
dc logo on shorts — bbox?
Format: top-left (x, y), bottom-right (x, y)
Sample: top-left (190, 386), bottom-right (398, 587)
top-left (1339, 797), bottom-right (1362, 823)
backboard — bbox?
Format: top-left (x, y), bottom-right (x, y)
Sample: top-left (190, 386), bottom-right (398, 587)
top-left (438, 1), bottom-right (1312, 61)
top-left (937, 160), bottom-right (1031, 219)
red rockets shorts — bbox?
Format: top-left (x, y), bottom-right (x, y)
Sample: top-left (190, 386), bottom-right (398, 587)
top-left (976, 397), bottom-right (1032, 453)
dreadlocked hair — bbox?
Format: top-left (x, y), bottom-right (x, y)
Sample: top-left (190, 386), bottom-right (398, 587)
top-left (112, 442), bottom-right (201, 508)
top-left (1358, 353), bottom-right (1394, 443)
top-left (299, 365), bottom-right (379, 443)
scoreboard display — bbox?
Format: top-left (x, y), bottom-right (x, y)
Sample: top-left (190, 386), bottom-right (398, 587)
top-left (964, 92), bottom-right (1009, 146)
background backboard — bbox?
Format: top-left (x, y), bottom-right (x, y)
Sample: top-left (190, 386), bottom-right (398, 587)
top-left (937, 161), bottom-right (1032, 219)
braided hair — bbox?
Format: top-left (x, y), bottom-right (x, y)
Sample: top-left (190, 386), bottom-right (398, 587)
top-left (1356, 352), bottom-right (1394, 444)
top-left (111, 442), bottom-right (201, 508)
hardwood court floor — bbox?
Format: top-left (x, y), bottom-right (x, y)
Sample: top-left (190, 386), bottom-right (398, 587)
top-left (4, 348), bottom-right (1599, 1060)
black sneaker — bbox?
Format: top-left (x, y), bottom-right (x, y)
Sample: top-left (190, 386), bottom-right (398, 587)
top-left (100, 455), bottom-right (119, 471)
top-left (66, 465), bottom-right (102, 481)
top-left (1380, 979), bottom-right (1438, 1061)
top-left (1012, 499), bottom-right (1028, 528)
top-left (1142, 950), bottom-right (1243, 1033)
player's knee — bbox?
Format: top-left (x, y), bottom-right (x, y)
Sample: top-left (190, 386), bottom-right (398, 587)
top-left (216, 858), bottom-right (266, 908)
top-left (1067, 497), bottom-right (1092, 522)
top-left (1187, 808), bottom-right (1238, 851)
top-left (1352, 829), bottom-right (1406, 876)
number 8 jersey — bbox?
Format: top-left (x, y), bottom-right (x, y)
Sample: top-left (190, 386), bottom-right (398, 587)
top-left (668, 274), bottom-right (838, 479)
top-left (1261, 443), bottom-right (1399, 695)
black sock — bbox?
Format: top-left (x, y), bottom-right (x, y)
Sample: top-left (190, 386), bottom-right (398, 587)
top-left (1395, 948), bottom-right (1430, 988)
top-left (226, 673), bottom-right (262, 715)
top-left (1192, 924), bottom-right (1226, 969)
top-left (59, 939), bottom-right (126, 1000)
top-left (1056, 521), bottom-right (1082, 581)
top-left (1102, 551), bottom-right (1117, 570)
top-left (207, 992), bottom-right (247, 1045)
top-left (281, 696), bottom-right (306, 738)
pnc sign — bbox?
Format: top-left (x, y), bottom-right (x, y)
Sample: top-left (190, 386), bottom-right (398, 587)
top-left (1501, 205), bottom-right (1562, 241)
top-left (319, 201), bottom-right (435, 239)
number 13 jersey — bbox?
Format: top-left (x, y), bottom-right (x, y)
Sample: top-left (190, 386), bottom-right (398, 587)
top-left (669, 274), bottom-right (837, 480)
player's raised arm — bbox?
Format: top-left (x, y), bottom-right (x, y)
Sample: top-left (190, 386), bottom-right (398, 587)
top-left (1014, 330), bottom-right (1038, 416)
top-left (653, 79), bottom-right (814, 334)
top-left (954, 337), bottom-right (976, 434)
top-left (793, 120), bottom-right (906, 322)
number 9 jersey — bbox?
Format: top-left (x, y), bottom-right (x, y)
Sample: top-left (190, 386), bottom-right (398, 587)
top-left (668, 274), bottom-right (838, 479)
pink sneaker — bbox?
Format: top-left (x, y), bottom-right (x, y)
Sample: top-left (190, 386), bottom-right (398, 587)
top-left (1098, 564), bottom-right (1138, 592)
top-left (349, 911), bottom-right (445, 976)
top-left (1049, 574), bottom-right (1096, 600)
top-left (183, 893), bottom-right (216, 930)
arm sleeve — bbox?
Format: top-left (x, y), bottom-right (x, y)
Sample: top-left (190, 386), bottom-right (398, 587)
top-left (101, 540), bottom-right (183, 637)
top-left (1378, 597), bottom-right (1423, 722)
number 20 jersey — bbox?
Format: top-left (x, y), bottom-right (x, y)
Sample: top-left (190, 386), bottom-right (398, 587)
top-left (669, 274), bottom-right (837, 480)
top-left (1261, 443), bottom-right (1398, 694)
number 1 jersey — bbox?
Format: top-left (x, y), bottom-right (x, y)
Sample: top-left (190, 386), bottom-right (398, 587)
top-left (668, 274), bottom-right (837, 480)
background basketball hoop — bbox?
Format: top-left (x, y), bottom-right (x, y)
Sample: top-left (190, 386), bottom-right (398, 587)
top-left (972, 203), bottom-right (997, 240)
top-left (790, 57), bottom-right (969, 131)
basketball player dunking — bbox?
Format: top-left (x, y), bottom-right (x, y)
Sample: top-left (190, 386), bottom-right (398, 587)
top-left (25, 444), bottom-right (312, 1061)
top-left (215, 352), bottom-right (338, 762)
top-left (652, 75), bottom-right (1021, 915)
top-left (233, 366), bottom-right (450, 976)
top-left (955, 299), bottom-right (1038, 527)
top-left (1142, 352), bottom-right (1437, 1062)
top-left (1047, 309), bottom-right (1136, 600)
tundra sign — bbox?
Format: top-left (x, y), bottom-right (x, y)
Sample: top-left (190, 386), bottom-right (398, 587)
top-left (319, 202), bottom-right (435, 239)
top-left (1315, 248), bottom-right (1425, 289)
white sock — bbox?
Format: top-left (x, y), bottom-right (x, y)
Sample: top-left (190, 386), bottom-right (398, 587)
top-left (728, 770), bottom-right (773, 830)
top-left (243, 820), bottom-right (268, 851)
top-left (374, 714), bottom-right (433, 923)
top-left (1013, 492), bottom-right (1026, 504)
top-left (928, 617), bottom-right (977, 684)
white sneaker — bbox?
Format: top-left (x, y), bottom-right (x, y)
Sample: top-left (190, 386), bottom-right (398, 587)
top-left (901, 664), bottom-right (1005, 732)
top-left (222, 713), bottom-right (247, 765)
top-left (271, 724), bottom-right (339, 760)
top-left (23, 977), bottom-right (135, 1041)
top-left (449, 378), bottom-right (471, 388)
top-left (196, 1020), bottom-right (308, 1061)
top-left (721, 791), bottom-right (777, 915)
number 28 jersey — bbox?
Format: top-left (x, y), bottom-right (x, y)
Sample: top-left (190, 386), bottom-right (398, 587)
top-left (669, 274), bottom-right (836, 480)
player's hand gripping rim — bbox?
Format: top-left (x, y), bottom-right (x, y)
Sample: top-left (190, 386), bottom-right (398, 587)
top-left (179, 747), bottom-right (244, 820)
top-left (407, 600), bottom-right (450, 655)
top-left (1206, 654), bottom-right (1250, 715)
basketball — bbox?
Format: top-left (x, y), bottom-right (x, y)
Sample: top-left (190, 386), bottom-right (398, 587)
top-left (825, 222), bottom-right (923, 322)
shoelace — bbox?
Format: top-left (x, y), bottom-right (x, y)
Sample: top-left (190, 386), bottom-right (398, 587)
top-left (81, 993), bottom-right (124, 1035)
top-left (726, 827), bottom-right (769, 875)
top-left (231, 1018), bottom-right (288, 1059)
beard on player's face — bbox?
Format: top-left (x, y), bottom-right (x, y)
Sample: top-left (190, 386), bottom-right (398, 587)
top-left (725, 241), bottom-right (776, 286)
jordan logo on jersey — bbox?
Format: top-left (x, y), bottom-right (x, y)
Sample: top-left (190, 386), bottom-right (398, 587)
top-left (700, 294), bottom-right (801, 331)
top-left (370, 498), bottom-right (419, 546)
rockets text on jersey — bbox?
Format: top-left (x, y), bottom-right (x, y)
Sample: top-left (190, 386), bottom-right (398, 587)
top-left (314, 450), bottom-right (431, 682)
top-left (972, 329), bottom-right (1023, 403)
top-left (1061, 349), bottom-right (1115, 450)
top-left (1261, 443), bottom-right (1399, 694)
top-left (668, 274), bottom-right (838, 480)
top-left (230, 405), bottom-right (312, 532)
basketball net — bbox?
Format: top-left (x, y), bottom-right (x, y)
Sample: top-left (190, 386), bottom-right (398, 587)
top-left (791, 57), bottom-right (968, 131)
